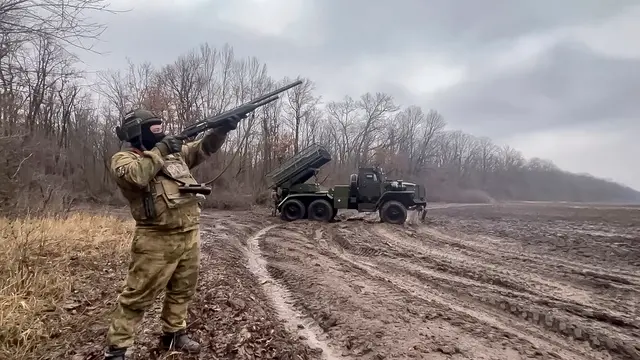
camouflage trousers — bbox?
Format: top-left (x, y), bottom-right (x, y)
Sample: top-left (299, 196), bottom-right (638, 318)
top-left (106, 227), bottom-right (200, 348)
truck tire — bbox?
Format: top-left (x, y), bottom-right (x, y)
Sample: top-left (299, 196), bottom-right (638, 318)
top-left (379, 200), bottom-right (408, 224)
top-left (280, 199), bottom-right (305, 221)
top-left (308, 199), bottom-right (333, 222)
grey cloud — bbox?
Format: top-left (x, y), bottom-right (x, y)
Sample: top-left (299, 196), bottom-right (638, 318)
top-left (82, 1), bottom-right (640, 138)
top-left (76, 1), bottom-right (639, 188)
top-left (81, 9), bottom-right (368, 102)
top-left (430, 41), bottom-right (640, 137)
top-left (82, 9), bottom-right (330, 78)
top-left (87, 0), bottom-right (637, 71)
top-left (312, 0), bottom-right (636, 57)
top-left (85, 14), bottom-right (295, 66)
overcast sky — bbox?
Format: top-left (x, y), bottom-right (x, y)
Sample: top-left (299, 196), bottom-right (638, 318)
top-left (80, 0), bottom-right (640, 190)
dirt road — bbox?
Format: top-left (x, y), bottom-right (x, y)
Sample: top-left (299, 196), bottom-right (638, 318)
top-left (80, 202), bottom-right (639, 359)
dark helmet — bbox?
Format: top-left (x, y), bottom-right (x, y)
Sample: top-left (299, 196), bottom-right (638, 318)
top-left (115, 109), bottom-right (162, 142)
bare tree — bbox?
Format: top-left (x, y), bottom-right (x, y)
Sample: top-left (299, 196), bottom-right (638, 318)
top-left (354, 92), bottom-right (398, 167)
top-left (282, 76), bottom-right (319, 153)
top-left (162, 50), bottom-right (206, 130)
top-left (1, 33), bottom-right (636, 214)
top-left (95, 69), bottom-right (131, 116)
top-left (0, 0), bottom-right (120, 51)
top-left (325, 95), bottom-right (360, 166)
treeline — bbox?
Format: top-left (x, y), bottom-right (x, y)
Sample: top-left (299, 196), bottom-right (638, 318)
top-left (1, 1), bottom-right (638, 214)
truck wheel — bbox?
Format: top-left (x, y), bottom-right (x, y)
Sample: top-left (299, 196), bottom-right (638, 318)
top-left (280, 199), bottom-right (305, 221)
top-left (308, 199), bottom-right (333, 222)
top-left (380, 200), bottom-right (408, 224)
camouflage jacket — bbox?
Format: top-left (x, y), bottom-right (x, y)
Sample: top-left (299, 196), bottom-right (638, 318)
top-left (110, 129), bottom-right (227, 232)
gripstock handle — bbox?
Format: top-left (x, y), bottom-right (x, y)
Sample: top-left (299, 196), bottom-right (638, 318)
top-left (178, 184), bottom-right (212, 195)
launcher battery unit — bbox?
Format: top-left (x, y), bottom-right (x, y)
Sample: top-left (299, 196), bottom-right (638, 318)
top-left (266, 144), bottom-right (427, 224)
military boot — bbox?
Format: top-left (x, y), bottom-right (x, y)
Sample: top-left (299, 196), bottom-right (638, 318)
top-left (159, 329), bottom-right (201, 354)
top-left (104, 346), bottom-right (127, 360)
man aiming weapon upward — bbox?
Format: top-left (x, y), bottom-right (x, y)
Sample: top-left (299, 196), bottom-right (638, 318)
top-left (103, 80), bottom-right (302, 359)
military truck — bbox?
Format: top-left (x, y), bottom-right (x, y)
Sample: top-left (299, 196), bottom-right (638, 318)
top-left (266, 143), bottom-right (427, 224)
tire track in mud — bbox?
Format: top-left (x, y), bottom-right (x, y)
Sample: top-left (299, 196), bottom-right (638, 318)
top-left (326, 226), bottom-right (606, 360)
top-left (422, 226), bottom-right (640, 285)
top-left (378, 226), bottom-right (617, 306)
top-left (413, 226), bottom-right (640, 321)
top-left (371, 225), bottom-right (640, 359)
top-left (378, 256), bottom-right (640, 359)
top-left (267, 224), bottom-right (531, 359)
top-left (245, 224), bottom-right (349, 360)
top-left (234, 206), bottom-right (639, 359)
top-left (373, 226), bottom-right (568, 304)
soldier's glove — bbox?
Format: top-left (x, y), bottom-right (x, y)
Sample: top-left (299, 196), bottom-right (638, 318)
top-left (156, 135), bottom-right (183, 156)
top-left (218, 115), bottom-right (244, 133)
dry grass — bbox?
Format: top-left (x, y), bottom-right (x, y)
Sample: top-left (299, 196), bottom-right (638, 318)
top-left (0, 213), bottom-right (134, 359)
top-left (204, 191), bottom-right (255, 210)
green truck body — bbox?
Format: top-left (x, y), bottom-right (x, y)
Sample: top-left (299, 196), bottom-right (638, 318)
top-left (266, 144), bottom-right (427, 224)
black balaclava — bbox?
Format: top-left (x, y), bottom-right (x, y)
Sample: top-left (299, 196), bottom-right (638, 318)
top-left (122, 109), bottom-right (165, 150)
top-left (139, 123), bottom-right (166, 150)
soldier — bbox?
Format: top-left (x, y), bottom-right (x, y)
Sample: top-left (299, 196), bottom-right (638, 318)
top-left (270, 188), bottom-right (278, 216)
top-left (104, 109), bottom-right (234, 359)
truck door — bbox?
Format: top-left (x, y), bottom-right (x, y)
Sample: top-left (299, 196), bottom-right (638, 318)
top-left (357, 172), bottom-right (379, 211)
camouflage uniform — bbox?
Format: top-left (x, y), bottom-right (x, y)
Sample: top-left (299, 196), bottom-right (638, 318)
top-left (105, 110), bottom-right (228, 358)
top-left (271, 189), bottom-right (278, 216)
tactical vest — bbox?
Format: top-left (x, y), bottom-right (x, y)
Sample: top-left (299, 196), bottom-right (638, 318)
top-left (127, 152), bottom-right (203, 231)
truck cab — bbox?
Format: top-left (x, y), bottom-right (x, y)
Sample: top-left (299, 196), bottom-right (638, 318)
top-left (347, 167), bottom-right (427, 216)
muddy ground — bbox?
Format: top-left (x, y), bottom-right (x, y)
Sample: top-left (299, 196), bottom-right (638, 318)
top-left (77, 202), bottom-right (639, 359)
